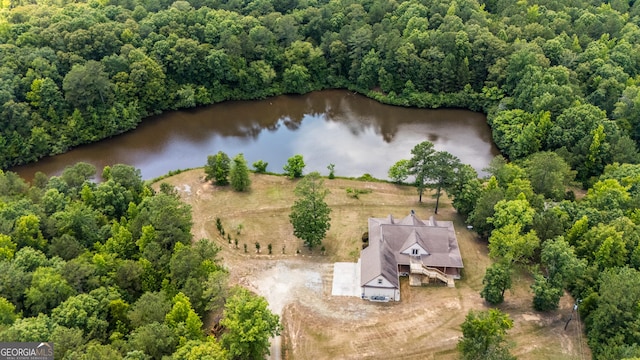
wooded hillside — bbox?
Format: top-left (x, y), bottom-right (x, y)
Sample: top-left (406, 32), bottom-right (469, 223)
top-left (3, 0), bottom-right (640, 358)
top-left (1, 0), bottom-right (640, 184)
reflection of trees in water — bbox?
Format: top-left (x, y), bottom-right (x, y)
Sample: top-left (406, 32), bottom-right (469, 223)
top-left (114, 90), bottom-right (486, 152)
top-left (322, 92), bottom-right (401, 143)
top-left (189, 90), bottom-right (470, 144)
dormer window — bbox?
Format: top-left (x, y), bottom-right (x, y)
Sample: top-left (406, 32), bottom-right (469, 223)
top-left (377, 278), bottom-right (383, 284)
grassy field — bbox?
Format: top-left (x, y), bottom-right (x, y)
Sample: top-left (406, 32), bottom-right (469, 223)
top-left (156, 170), bottom-right (591, 360)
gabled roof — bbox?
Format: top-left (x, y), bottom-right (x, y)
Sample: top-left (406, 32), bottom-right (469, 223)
top-left (397, 212), bottom-right (425, 226)
top-left (361, 212), bottom-right (464, 290)
top-left (360, 218), bottom-right (400, 288)
top-left (399, 229), bottom-right (429, 255)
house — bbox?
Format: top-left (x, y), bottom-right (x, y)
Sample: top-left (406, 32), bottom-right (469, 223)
top-left (360, 211), bottom-right (463, 302)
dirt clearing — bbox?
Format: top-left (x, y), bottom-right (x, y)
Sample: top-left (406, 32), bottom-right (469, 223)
top-left (157, 170), bottom-right (590, 360)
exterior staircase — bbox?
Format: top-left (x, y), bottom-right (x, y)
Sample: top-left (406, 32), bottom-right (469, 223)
top-left (409, 259), bottom-right (455, 287)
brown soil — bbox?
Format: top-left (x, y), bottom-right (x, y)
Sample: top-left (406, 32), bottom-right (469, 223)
top-left (155, 170), bottom-right (590, 360)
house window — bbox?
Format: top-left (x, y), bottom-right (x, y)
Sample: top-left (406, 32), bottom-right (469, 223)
top-left (412, 248), bottom-right (419, 255)
top-left (377, 278), bottom-right (383, 285)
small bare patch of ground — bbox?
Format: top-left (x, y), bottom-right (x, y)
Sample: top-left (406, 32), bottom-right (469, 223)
top-left (156, 170), bottom-right (590, 360)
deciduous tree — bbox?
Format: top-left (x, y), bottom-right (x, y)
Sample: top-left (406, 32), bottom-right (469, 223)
top-left (0, 297), bottom-right (18, 325)
top-left (488, 224), bottom-right (540, 265)
top-left (128, 291), bottom-right (172, 329)
top-left (127, 322), bottom-right (178, 359)
top-left (480, 262), bottom-right (512, 305)
top-left (172, 339), bottom-right (227, 360)
top-left (25, 267), bottom-right (76, 316)
top-left (523, 151), bottom-right (575, 200)
top-left (220, 287), bottom-right (281, 360)
top-left (283, 154), bottom-right (305, 179)
top-left (586, 267), bottom-right (640, 359)
top-left (205, 151), bottom-right (231, 186)
top-left (458, 309), bottom-right (515, 360)
top-left (388, 159), bottom-right (410, 184)
top-left (289, 172), bottom-right (331, 250)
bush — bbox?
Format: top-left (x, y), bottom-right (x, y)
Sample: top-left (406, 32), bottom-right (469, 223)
top-left (346, 187), bottom-right (372, 199)
top-left (252, 160), bottom-right (268, 173)
top-left (283, 155), bottom-right (305, 179)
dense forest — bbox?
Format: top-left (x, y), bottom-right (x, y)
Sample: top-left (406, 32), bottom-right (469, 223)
top-left (0, 164), bottom-right (280, 359)
top-left (3, 0), bottom-right (640, 358)
top-left (1, 0), bottom-right (639, 181)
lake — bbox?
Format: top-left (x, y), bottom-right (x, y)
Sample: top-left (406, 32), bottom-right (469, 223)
top-left (12, 90), bottom-right (499, 181)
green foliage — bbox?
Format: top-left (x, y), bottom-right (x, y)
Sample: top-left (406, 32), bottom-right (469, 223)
top-left (25, 267), bottom-right (76, 316)
top-left (220, 287), bottom-right (281, 360)
top-left (327, 164), bottom-right (335, 179)
top-left (168, 240), bottom-right (225, 316)
top-left (407, 141), bottom-right (436, 203)
top-left (0, 314), bottom-right (54, 342)
top-left (397, 141), bottom-right (463, 212)
top-left (172, 339), bottom-right (227, 360)
top-left (523, 152), bottom-right (576, 200)
top-left (586, 267), bottom-right (640, 360)
top-left (458, 309), bottom-right (515, 360)
top-left (165, 292), bottom-right (204, 344)
top-left (488, 224), bottom-right (540, 265)
top-left (205, 152), bottom-right (231, 186)
top-left (50, 326), bottom-right (85, 360)
top-left (283, 154), bottom-right (305, 179)
top-left (0, 234), bottom-right (16, 261)
top-left (447, 164), bottom-right (481, 217)
top-left (480, 262), bottom-right (512, 305)
top-left (63, 61), bottom-right (114, 110)
top-left (531, 274), bottom-right (563, 311)
top-left (128, 322), bottom-right (179, 359)
top-left (388, 159), bottom-right (410, 184)
top-left (230, 153), bottom-right (251, 192)
top-left (489, 110), bottom-right (548, 160)
top-left (541, 237), bottom-right (586, 288)
top-left (252, 160), bottom-right (268, 174)
top-left (2, 0), bottom-right (640, 355)
top-left (489, 196), bottom-right (535, 229)
top-left (0, 166), bottom-right (238, 357)
top-left (289, 172), bottom-right (332, 250)
top-left (61, 162), bottom-right (97, 191)
top-left (0, 297), bottom-right (18, 326)
top-left (67, 343), bottom-right (124, 360)
top-left (428, 151), bottom-right (462, 214)
top-left (128, 291), bottom-right (172, 329)
top-left (468, 177), bottom-right (504, 238)
top-left (51, 293), bottom-right (109, 341)
top-left (345, 187), bottom-right (372, 199)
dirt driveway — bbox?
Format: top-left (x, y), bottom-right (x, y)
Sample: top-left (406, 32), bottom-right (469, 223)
top-left (227, 256), bottom-right (588, 360)
top-left (160, 170), bottom-right (590, 360)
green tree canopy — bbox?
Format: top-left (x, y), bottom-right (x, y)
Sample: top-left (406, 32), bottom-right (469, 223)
top-left (289, 172), bottom-right (332, 250)
top-left (458, 309), bottom-right (515, 360)
top-left (205, 151), bottom-right (231, 186)
top-left (480, 262), bottom-right (512, 305)
top-left (283, 154), bottom-right (305, 179)
top-left (388, 159), bottom-right (410, 184)
top-left (220, 287), bottom-right (281, 360)
top-left (229, 153), bottom-right (251, 192)
top-left (408, 141), bottom-right (436, 203)
top-left (523, 151), bottom-right (575, 200)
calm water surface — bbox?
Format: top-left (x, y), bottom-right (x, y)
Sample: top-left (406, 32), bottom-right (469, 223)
top-left (12, 90), bottom-right (499, 181)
